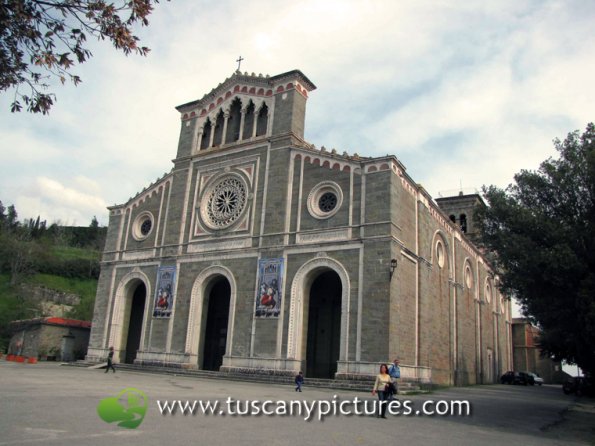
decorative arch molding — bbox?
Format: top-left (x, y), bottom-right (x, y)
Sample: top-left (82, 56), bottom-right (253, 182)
top-left (185, 265), bottom-right (237, 359)
top-left (108, 269), bottom-right (151, 362)
top-left (291, 151), bottom-right (362, 174)
top-left (462, 257), bottom-right (476, 297)
top-left (484, 277), bottom-right (494, 304)
top-left (124, 174), bottom-right (172, 211)
top-left (430, 230), bottom-right (452, 277)
top-left (287, 256), bottom-right (350, 361)
top-left (197, 96), bottom-right (273, 133)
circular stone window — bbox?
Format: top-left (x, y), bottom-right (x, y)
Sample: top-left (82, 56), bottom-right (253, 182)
top-left (132, 212), bottom-right (154, 241)
top-left (307, 181), bottom-right (343, 219)
top-left (201, 174), bottom-right (248, 229)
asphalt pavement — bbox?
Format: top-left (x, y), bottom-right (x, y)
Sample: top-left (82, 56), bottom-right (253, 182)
top-left (0, 361), bottom-right (593, 446)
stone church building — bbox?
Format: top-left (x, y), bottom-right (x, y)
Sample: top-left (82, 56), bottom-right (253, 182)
top-left (86, 69), bottom-right (512, 386)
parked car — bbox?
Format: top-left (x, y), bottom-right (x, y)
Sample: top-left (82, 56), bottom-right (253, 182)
top-left (563, 377), bottom-right (594, 396)
top-left (526, 372), bottom-right (544, 386)
top-left (500, 371), bottom-right (529, 385)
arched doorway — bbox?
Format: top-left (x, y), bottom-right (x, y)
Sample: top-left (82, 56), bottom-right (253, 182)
top-left (125, 282), bottom-right (146, 364)
top-left (306, 270), bottom-right (342, 378)
top-left (202, 277), bottom-right (231, 371)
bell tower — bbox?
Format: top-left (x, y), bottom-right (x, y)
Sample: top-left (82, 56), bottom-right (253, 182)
top-left (174, 70), bottom-right (316, 160)
top-left (435, 192), bottom-right (486, 243)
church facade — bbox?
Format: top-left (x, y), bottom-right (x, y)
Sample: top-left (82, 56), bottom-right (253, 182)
top-left (86, 69), bottom-right (512, 385)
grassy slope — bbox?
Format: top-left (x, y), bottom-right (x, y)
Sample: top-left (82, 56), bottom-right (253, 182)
top-left (25, 274), bottom-right (98, 301)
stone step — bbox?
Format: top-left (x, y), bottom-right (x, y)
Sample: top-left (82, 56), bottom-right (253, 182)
top-left (66, 361), bottom-right (426, 393)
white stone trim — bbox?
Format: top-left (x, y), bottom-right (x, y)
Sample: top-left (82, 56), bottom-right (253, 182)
top-left (131, 211), bottom-right (154, 241)
top-left (296, 228), bottom-right (350, 244)
top-left (108, 270), bottom-right (151, 363)
top-left (187, 237), bottom-right (251, 253)
top-left (199, 173), bottom-right (249, 230)
top-left (306, 181), bottom-right (343, 219)
top-left (122, 249), bottom-right (156, 261)
top-left (102, 267), bottom-right (118, 349)
top-left (287, 256), bottom-right (350, 362)
top-left (185, 266), bottom-right (237, 366)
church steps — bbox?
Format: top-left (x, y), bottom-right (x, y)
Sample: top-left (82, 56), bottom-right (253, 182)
top-left (65, 361), bottom-right (424, 393)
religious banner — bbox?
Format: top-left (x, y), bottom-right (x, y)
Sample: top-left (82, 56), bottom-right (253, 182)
top-left (255, 258), bottom-right (284, 318)
top-left (153, 266), bottom-right (176, 318)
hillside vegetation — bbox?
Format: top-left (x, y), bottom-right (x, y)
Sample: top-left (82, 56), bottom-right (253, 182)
top-left (0, 200), bottom-right (105, 351)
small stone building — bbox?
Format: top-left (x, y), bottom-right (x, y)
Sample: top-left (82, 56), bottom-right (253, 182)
top-left (86, 69), bottom-right (512, 385)
top-left (512, 318), bottom-right (565, 384)
top-left (9, 317), bottom-right (91, 361)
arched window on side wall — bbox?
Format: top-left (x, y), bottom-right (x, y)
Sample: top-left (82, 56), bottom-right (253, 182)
top-left (256, 103), bottom-right (268, 137)
top-left (200, 119), bottom-right (212, 150)
top-left (449, 215), bottom-right (456, 224)
top-left (226, 98), bottom-right (242, 143)
top-left (212, 110), bottom-right (224, 147)
top-left (243, 101), bottom-right (255, 139)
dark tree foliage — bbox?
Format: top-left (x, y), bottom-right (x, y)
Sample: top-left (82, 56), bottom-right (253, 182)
top-left (1, 0), bottom-right (163, 114)
top-left (476, 123), bottom-right (595, 377)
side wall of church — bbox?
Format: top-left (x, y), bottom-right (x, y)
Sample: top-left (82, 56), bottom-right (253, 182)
top-left (388, 172), bottom-right (512, 386)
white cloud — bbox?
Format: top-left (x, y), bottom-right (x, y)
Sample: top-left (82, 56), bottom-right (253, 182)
top-left (0, 0), bottom-right (594, 224)
top-left (11, 177), bottom-right (108, 226)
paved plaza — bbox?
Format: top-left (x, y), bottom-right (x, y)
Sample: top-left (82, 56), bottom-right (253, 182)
top-left (0, 361), bottom-right (593, 446)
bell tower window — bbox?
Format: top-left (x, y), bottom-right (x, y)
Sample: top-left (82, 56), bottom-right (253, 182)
top-left (243, 101), bottom-right (255, 140)
top-left (226, 98), bottom-right (242, 143)
top-left (200, 119), bottom-right (212, 150)
top-left (256, 103), bottom-right (268, 137)
top-left (212, 110), bottom-right (224, 147)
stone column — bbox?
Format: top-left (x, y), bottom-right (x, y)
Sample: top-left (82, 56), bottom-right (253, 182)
top-left (208, 122), bottom-right (215, 148)
top-left (195, 129), bottom-right (203, 152)
top-left (221, 111), bottom-right (230, 146)
top-left (251, 112), bottom-right (258, 138)
top-left (265, 111), bottom-right (271, 136)
top-left (238, 108), bottom-right (246, 140)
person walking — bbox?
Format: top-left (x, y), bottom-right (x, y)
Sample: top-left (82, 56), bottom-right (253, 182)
top-left (371, 364), bottom-right (392, 418)
top-left (295, 371), bottom-right (304, 392)
top-left (388, 358), bottom-right (400, 397)
top-left (105, 346), bottom-right (116, 373)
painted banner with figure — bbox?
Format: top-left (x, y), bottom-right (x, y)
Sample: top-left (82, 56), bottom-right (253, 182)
top-left (153, 266), bottom-right (176, 318)
top-left (255, 258), bottom-right (284, 318)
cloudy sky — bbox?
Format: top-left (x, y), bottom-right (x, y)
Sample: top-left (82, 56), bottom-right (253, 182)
top-left (0, 0), bottom-right (594, 227)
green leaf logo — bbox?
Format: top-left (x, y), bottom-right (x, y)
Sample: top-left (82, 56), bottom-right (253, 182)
top-left (97, 388), bottom-right (148, 429)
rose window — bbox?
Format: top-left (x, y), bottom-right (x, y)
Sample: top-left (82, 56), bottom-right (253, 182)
top-left (132, 212), bottom-right (154, 241)
top-left (202, 176), bottom-right (247, 229)
top-left (318, 192), bottom-right (337, 213)
top-left (140, 218), bottom-right (152, 236)
top-left (307, 181), bottom-right (343, 219)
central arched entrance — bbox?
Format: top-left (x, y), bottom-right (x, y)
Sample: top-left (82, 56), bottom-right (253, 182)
top-left (202, 277), bottom-right (231, 371)
top-left (306, 270), bottom-right (342, 378)
top-left (125, 282), bottom-right (146, 364)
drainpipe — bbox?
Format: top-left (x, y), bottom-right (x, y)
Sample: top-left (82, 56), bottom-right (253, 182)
top-left (415, 194), bottom-right (420, 367)
top-left (452, 232), bottom-right (458, 385)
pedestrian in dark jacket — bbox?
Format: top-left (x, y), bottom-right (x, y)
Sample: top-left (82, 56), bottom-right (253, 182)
top-left (105, 346), bottom-right (116, 373)
top-left (295, 371), bottom-right (304, 392)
